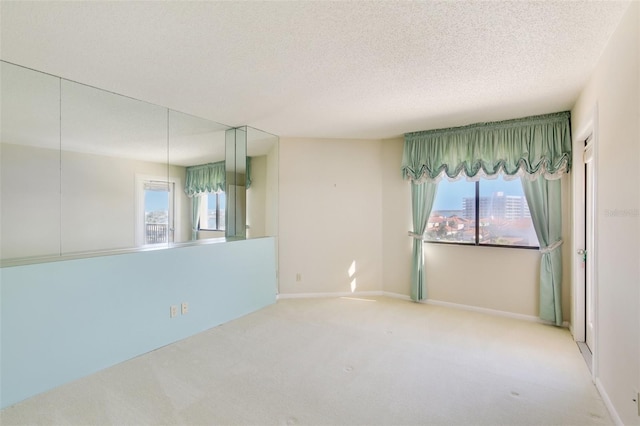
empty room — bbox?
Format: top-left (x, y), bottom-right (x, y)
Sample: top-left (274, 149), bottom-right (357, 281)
top-left (1, 1), bottom-right (638, 425)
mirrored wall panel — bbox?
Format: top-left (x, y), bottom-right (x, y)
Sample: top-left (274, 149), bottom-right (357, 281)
top-left (169, 110), bottom-right (229, 242)
top-left (225, 127), bottom-right (247, 239)
top-left (60, 79), bottom-right (169, 254)
top-left (246, 127), bottom-right (279, 239)
top-left (1, 62), bottom-right (61, 260)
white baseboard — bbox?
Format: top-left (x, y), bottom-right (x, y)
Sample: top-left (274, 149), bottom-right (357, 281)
top-left (277, 291), bottom-right (383, 300)
top-left (278, 291), bottom-right (569, 328)
top-left (382, 291), bottom-right (412, 301)
top-left (424, 298), bottom-right (570, 328)
top-left (596, 378), bottom-right (624, 426)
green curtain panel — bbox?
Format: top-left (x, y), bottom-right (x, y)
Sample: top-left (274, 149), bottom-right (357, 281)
top-left (521, 177), bottom-right (564, 325)
top-left (410, 181), bottom-right (438, 301)
top-left (246, 157), bottom-right (252, 189)
top-left (402, 111), bottom-right (570, 324)
top-left (191, 196), bottom-right (201, 240)
top-left (402, 112), bottom-right (571, 182)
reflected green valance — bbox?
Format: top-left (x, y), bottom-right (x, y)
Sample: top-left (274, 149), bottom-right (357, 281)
top-left (185, 158), bottom-right (253, 196)
top-left (402, 112), bottom-right (572, 182)
top-left (185, 161), bottom-right (226, 196)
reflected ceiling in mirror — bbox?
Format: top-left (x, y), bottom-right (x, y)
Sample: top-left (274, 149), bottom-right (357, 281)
top-left (247, 126), bottom-right (278, 158)
top-left (1, 61), bottom-right (60, 150)
top-left (61, 79), bottom-right (168, 163)
top-left (2, 62), bottom-right (231, 167)
top-left (169, 110), bottom-right (229, 167)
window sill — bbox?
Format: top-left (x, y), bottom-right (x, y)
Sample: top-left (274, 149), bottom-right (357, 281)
top-left (424, 240), bottom-right (539, 250)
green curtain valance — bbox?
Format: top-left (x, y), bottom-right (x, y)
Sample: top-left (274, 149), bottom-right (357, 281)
top-left (402, 111), bottom-right (572, 182)
top-left (185, 161), bottom-right (226, 196)
top-left (184, 158), bottom-right (253, 196)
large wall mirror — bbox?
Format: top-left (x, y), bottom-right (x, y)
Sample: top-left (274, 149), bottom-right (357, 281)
top-left (1, 61), bottom-right (278, 264)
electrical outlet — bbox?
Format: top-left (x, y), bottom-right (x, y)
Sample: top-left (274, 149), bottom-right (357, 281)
top-left (170, 305), bottom-right (178, 318)
top-left (181, 302), bottom-right (189, 315)
top-left (296, 273), bottom-right (302, 282)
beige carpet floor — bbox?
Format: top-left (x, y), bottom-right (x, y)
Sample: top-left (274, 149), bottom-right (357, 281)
top-left (0, 296), bottom-right (612, 425)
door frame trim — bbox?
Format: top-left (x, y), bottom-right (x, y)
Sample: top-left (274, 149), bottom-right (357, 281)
top-left (571, 104), bottom-right (599, 380)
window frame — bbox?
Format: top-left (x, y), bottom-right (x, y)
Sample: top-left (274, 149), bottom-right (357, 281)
top-left (425, 179), bottom-right (539, 250)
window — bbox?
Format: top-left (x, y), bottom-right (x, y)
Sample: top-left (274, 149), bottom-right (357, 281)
top-left (199, 192), bottom-right (226, 231)
top-left (426, 175), bottom-right (538, 248)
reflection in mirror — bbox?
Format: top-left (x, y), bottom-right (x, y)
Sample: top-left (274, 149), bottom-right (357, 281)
top-left (1, 62), bottom-right (62, 260)
top-left (225, 128), bottom-right (238, 239)
top-left (246, 127), bottom-right (279, 239)
top-left (60, 79), bottom-right (168, 254)
top-left (234, 127), bottom-right (247, 239)
top-left (168, 110), bottom-right (230, 242)
top-left (1, 61), bottom-right (278, 264)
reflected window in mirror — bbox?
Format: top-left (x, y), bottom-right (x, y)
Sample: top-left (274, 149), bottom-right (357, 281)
top-left (135, 177), bottom-right (180, 246)
top-left (198, 192), bottom-right (226, 231)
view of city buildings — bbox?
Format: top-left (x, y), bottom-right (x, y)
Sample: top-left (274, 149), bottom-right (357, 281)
top-left (462, 192), bottom-right (531, 221)
top-left (426, 190), bottom-right (538, 247)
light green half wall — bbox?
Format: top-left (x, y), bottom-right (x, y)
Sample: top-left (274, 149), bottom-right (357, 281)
top-left (0, 238), bottom-right (277, 408)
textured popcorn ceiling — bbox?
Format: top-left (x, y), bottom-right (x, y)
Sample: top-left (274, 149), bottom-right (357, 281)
top-left (0, 1), bottom-right (631, 139)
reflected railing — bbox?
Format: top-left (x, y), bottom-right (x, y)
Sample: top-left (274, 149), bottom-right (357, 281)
top-left (145, 224), bottom-right (169, 245)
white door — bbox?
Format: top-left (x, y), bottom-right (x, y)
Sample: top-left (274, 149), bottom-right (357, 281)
top-left (583, 138), bottom-right (595, 351)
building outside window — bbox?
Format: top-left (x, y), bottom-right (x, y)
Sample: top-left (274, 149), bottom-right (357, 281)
top-left (426, 175), bottom-right (538, 248)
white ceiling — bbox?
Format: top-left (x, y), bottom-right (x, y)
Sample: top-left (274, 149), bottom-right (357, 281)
top-left (0, 1), bottom-right (631, 139)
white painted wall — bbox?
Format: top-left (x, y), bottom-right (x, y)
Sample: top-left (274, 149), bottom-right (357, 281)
top-left (571, 3), bottom-right (640, 424)
top-left (278, 138), bottom-right (383, 295)
top-left (381, 138), bottom-right (412, 296)
top-left (379, 137), bottom-right (572, 321)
